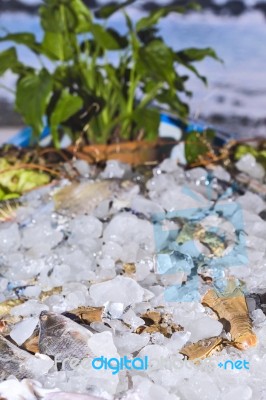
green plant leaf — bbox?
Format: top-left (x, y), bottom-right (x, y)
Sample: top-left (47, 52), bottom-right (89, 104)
top-left (40, 1), bottom-right (76, 33)
top-left (4, 0), bottom-right (219, 146)
top-left (137, 27), bottom-right (160, 45)
top-left (15, 69), bottom-right (52, 137)
top-left (185, 130), bottom-right (215, 164)
top-left (180, 63), bottom-right (207, 85)
top-left (234, 145), bottom-right (258, 160)
top-left (42, 32), bottom-right (74, 61)
top-left (0, 47), bottom-right (35, 77)
top-left (50, 90), bottom-right (83, 147)
top-left (40, 3), bottom-right (67, 33)
top-left (176, 47), bottom-right (221, 63)
top-left (133, 107), bottom-right (160, 140)
top-left (95, 0), bottom-right (136, 19)
top-left (136, 6), bottom-right (185, 32)
top-left (80, 39), bottom-right (104, 57)
top-left (0, 47), bottom-right (18, 76)
top-left (156, 89), bottom-right (189, 117)
top-left (106, 28), bottom-right (128, 49)
top-left (137, 40), bottom-right (176, 86)
top-left (69, 0), bottom-right (92, 33)
top-left (0, 33), bottom-right (41, 54)
top-left (90, 24), bottom-right (123, 50)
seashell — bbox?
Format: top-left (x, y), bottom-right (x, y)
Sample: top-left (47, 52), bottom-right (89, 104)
top-left (68, 307), bottom-right (104, 324)
top-left (136, 310), bottom-right (183, 338)
top-left (53, 181), bottom-right (114, 215)
top-left (180, 337), bottom-right (226, 360)
top-left (122, 263), bottom-right (136, 276)
top-left (0, 299), bottom-right (25, 317)
top-left (39, 286), bottom-right (63, 301)
top-left (22, 329), bottom-right (40, 354)
top-left (202, 281), bottom-right (257, 350)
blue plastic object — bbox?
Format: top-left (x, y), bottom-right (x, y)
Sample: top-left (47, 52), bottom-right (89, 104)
top-left (7, 126), bottom-right (50, 147)
top-left (6, 113), bottom-right (234, 148)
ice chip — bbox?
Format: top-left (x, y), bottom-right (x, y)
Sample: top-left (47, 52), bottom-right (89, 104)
top-left (186, 316), bottom-right (223, 342)
top-left (73, 159), bottom-right (91, 177)
top-left (90, 276), bottom-right (144, 306)
top-left (114, 333), bottom-right (149, 355)
top-left (0, 222), bottom-right (20, 253)
top-left (158, 158), bottom-right (179, 173)
top-left (88, 331), bottom-right (119, 359)
top-left (100, 160), bottom-right (131, 179)
top-left (236, 154), bottom-right (265, 180)
top-left (10, 317), bottom-right (39, 346)
top-left (222, 386), bottom-right (252, 400)
top-left (156, 250), bottom-right (194, 276)
top-left (22, 221), bottom-right (63, 254)
top-left (69, 215), bottom-right (103, 239)
top-left (212, 165), bottom-right (231, 182)
top-left (11, 300), bottom-right (49, 317)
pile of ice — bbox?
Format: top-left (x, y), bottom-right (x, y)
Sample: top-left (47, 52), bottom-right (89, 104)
top-left (0, 158), bottom-right (266, 400)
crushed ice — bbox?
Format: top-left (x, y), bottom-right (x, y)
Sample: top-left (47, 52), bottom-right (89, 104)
top-left (0, 159), bottom-right (266, 400)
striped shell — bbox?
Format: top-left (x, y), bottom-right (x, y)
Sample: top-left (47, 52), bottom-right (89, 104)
top-left (202, 286), bottom-right (257, 350)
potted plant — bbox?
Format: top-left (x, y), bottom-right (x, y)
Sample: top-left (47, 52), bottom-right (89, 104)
top-left (0, 0), bottom-right (219, 165)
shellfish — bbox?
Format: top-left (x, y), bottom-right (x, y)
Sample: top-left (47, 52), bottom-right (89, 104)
top-left (180, 337), bottom-right (226, 361)
top-left (202, 280), bottom-right (257, 350)
top-left (136, 310), bottom-right (183, 338)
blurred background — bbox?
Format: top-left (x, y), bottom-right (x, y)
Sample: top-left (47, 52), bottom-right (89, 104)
top-left (0, 0), bottom-right (266, 143)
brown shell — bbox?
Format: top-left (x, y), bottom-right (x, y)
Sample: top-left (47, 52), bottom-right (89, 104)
top-left (39, 286), bottom-right (63, 301)
top-left (0, 299), bottom-right (25, 317)
top-left (53, 181), bottom-right (113, 215)
top-left (123, 263), bottom-right (136, 276)
top-left (180, 337), bottom-right (225, 360)
top-left (22, 330), bottom-right (39, 354)
top-left (202, 286), bottom-right (257, 350)
top-left (69, 306), bottom-right (104, 324)
top-left (136, 310), bottom-right (183, 338)
top-left (0, 316), bottom-right (23, 336)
